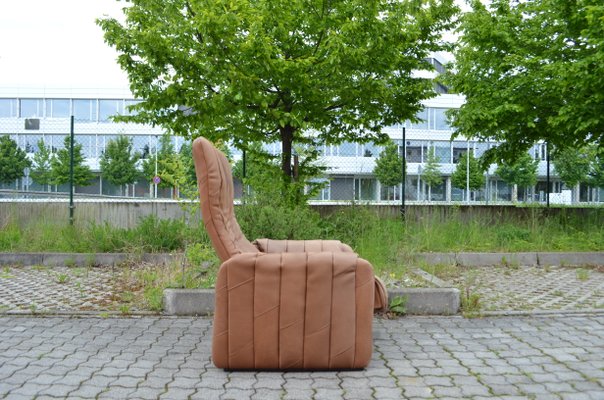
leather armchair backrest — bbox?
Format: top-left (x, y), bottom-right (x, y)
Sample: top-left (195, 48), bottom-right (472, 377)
top-left (192, 137), bottom-right (259, 262)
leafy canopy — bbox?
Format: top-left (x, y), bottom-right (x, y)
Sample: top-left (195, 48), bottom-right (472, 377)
top-left (50, 136), bottom-right (95, 187)
top-left (495, 151), bottom-right (538, 189)
top-left (0, 135), bottom-right (31, 185)
top-left (451, 151), bottom-right (485, 191)
top-left (100, 136), bottom-right (140, 187)
top-left (446, 0), bottom-right (604, 166)
top-left (421, 147), bottom-right (443, 189)
top-left (374, 140), bottom-right (403, 188)
top-left (98, 0), bottom-right (458, 181)
top-left (30, 139), bottom-right (54, 189)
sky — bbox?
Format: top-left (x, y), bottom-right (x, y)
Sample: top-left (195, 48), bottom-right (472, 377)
top-left (0, 0), bottom-right (128, 89)
top-left (0, 0), bottom-right (467, 90)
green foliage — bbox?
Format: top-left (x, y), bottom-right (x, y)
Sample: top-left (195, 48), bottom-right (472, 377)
top-left (495, 151), bottom-right (538, 189)
top-left (99, 136), bottom-right (140, 193)
top-left (552, 146), bottom-right (592, 188)
top-left (0, 135), bottom-right (31, 185)
top-left (451, 152), bottom-right (485, 191)
top-left (50, 136), bottom-right (95, 187)
top-left (389, 296), bottom-right (407, 316)
top-left (374, 140), bottom-right (403, 188)
top-left (98, 0), bottom-right (458, 186)
top-left (446, 0), bottom-right (604, 166)
top-left (421, 147), bottom-right (443, 198)
top-left (30, 139), bottom-right (53, 190)
top-left (142, 135), bottom-right (177, 189)
top-left (588, 147), bottom-right (604, 188)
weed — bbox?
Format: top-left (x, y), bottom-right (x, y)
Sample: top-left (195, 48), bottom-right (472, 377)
top-left (33, 265), bottom-right (47, 272)
top-left (56, 273), bottom-right (70, 284)
top-left (576, 268), bottom-right (590, 281)
top-left (29, 303), bottom-right (37, 314)
top-left (144, 287), bottom-right (164, 311)
top-left (461, 291), bottom-right (482, 318)
top-left (2, 266), bottom-right (10, 274)
top-left (121, 291), bottom-right (134, 303)
top-left (99, 312), bottom-right (109, 318)
top-left (85, 254), bottom-right (98, 268)
top-left (119, 304), bottom-right (131, 315)
top-left (389, 296), bottom-right (407, 316)
top-left (552, 290), bottom-right (564, 297)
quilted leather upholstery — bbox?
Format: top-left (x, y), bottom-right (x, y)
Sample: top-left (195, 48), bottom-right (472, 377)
top-left (192, 137), bottom-right (386, 370)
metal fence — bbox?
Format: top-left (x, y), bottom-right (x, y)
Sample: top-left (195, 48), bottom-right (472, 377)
top-left (0, 116), bottom-right (603, 205)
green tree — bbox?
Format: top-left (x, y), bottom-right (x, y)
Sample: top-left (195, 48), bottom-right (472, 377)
top-left (142, 134), bottom-right (184, 196)
top-left (495, 151), bottom-right (538, 202)
top-left (446, 0), bottom-right (604, 167)
top-left (588, 147), bottom-right (604, 189)
top-left (421, 147), bottom-right (443, 201)
top-left (50, 136), bottom-right (95, 187)
top-left (451, 151), bottom-right (485, 201)
top-left (552, 147), bottom-right (592, 200)
top-left (30, 139), bottom-right (54, 191)
top-left (100, 136), bottom-right (140, 196)
top-left (0, 135), bottom-right (31, 186)
top-left (98, 0), bottom-right (458, 187)
top-left (374, 140), bottom-right (403, 200)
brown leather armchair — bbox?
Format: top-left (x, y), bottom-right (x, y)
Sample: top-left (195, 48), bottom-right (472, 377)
top-left (192, 137), bottom-right (387, 370)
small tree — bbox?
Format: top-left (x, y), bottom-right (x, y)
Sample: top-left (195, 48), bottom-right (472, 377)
top-left (50, 136), bottom-right (95, 187)
top-left (588, 146), bottom-right (604, 189)
top-left (451, 151), bottom-right (485, 201)
top-left (374, 141), bottom-right (403, 200)
top-left (0, 135), bottom-right (31, 186)
top-left (495, 151), bottom-right (538, 202)
top-left (421, 147), bottom-right (443, 201)
top-left (30, 139), bottom-right (54, 192)
top-left (100, 136), bottom-right (140, 196)
top-left (142, 135), bottom-right (178, 194)
top-left (552, 146), bottom-right (591, 201)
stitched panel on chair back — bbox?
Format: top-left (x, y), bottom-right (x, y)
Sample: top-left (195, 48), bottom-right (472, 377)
top-left (192, 137), bottom-right (258, 262)
top-left (212, 252), bottom-right (374, 370)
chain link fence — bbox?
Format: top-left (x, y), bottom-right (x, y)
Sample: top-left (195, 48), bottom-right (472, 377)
top-left (0, 112), bottom-right (602, 205)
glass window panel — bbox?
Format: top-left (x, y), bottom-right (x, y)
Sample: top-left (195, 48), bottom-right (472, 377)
top-left (24, 135), bottom-right (43, 153)
top-left (20, 99), bottom-right (43, 118)
top-left (433, 108), bottom-right (450, 130)
top-left (355, 178), bottom-right (376, 200)
top-left (409, 108), bottom-right (429, 129)
top-left (73, 99), bottom-right (97, 121)
top-left (124, 99), bottom-right (142, 115)
top-left (0, 99), bottom-right (18, 118)
top-left (46, 99), bottom-right (70, 118)
top-left (452, 142), bottom-right (468, 163)
top-left (405, 140), bottom-right (425, 163)
top-left (338, 142), bottom-right (356, 156)
top-left (99, 99), bottom-right (123, 122)
top-left (432, 142), bottom-right (451, 163)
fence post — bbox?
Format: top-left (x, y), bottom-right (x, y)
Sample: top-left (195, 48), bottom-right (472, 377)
top-left (69, 116), bottom-right (75, 225)
top-left (546, 142), bottom-right (550, 208)
top-left (401, 126), bottom-right (406, 220)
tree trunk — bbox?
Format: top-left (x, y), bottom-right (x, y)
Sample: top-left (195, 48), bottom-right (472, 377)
top-left (280, 125), bottom-right (294, 180)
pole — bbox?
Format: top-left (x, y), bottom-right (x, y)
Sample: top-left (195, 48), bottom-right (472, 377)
top-left (466, 140), bottom-right (470, 203)
top-left (69, 116), bottom-right (75, 225)
top-left (546, 142), bottom-right (550, 208)
top-left (401, 127), bottom-right (406, 220)
top-left (154, 135), bottom-right (158, 198)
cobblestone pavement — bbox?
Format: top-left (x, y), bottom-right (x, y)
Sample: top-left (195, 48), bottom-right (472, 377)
top-left (0, 265), bottom-right (145, 313)
top-left (447, 265), bottom-right (604, 312)
top-left (1, 314), bottom-right (603, 400)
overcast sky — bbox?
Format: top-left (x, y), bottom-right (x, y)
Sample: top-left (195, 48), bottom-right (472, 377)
top-left (0, 0), bottom-right (128, 89)
top-left (0, 0), bottom-right (465, 90)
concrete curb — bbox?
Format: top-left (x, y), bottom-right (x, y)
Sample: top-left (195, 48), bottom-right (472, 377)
top-left (0, 252), bottom-right (175, 267)
top-left (1, 251), bottom-right (602, 267)
top-left (414, 252), bottom-right (604, 267)
top-left (163, 287), bottom-right (461, 316)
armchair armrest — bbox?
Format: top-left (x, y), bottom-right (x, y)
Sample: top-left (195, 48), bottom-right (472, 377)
top-left (212, 252), bottom-right (374, 370)
top-left (252, 239), bottom-right (355, 254)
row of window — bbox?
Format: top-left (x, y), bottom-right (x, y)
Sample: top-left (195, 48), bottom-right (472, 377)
top-left (7, 133), bottom-right (549, 166)
top-left (0, 98), bottom-right (455, 130)
top-left (0, 98), bottom-right (142, 122)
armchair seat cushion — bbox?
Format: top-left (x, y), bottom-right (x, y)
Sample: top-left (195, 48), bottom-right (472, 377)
top-left (253, 239), bottom-right (354, 254)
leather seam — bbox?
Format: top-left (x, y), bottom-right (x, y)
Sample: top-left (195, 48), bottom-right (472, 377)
top-left (252, 253), bottom-right (257, 369)
top-left (328, 252), bottom-right (334, 369)
top-left (278, 253), bottom-right (283, 369)
top-left (302, 252), bottom-right (308, 369)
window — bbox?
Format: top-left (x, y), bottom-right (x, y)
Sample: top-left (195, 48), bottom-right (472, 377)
top-left (354, 178), bottom-right (377, 201)
top-left (124, 99), bottom-right (142, 116)
top-left (405, 140), bottom-right (425, 163)
top-left (452, 143), bottom-right (469, 163)
top-left (99, 99), bottom-right (124, 122)
top-left (73, 99), bottom-right (97, 121)
top-left (0, 98), bottom-right (18, 118)
top-left (431, 142), bottom-right (451, 163)
top-left (338, 142), bottom-right (356, 156)
top-left (46, 99), bottom-right (70, 118)
top-left (409, 108), bottom-right (429, 130)
top-left (432, 108), bottom-right (450, 130)
top-left (20, 99), bottom-right (44, 117)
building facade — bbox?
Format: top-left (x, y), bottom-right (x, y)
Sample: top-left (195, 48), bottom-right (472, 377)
top-left (0, 85), bottom-right (601, 204)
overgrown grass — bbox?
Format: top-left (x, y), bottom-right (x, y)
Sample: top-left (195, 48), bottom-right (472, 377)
top-left (1, 206), bottom-right (602, 280)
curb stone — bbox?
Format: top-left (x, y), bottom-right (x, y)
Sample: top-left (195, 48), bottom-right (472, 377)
top-left (162, 287), bottom-right (461, 316)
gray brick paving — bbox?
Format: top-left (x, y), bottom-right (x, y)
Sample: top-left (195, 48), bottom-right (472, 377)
top-left (1, 315), bottom-right (604, 399)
